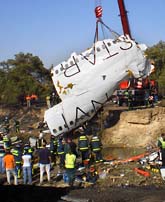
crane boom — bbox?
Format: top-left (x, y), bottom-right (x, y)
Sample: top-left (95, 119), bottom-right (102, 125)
top-left (118, 0), bottom-right (132, 39)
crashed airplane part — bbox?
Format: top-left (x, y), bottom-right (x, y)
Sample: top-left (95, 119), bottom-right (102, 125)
top-left (44, 34), bottom-right (153, 136)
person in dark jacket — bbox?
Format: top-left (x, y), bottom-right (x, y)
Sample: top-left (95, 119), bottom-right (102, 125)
top-left (38, 142), bottom-right (51, 184)
top-left (90, 134), bottom-right (103, 163)
top-left (57, 137), bottom-right (65, 168)
top-left (12, 144), bottom-right (22, 178)
top-left (49, 135), bottom-right (57, 166)
top-left (78, 133), bottom-right (90, 166)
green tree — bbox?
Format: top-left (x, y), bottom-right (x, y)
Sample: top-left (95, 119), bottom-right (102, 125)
top-left (146, 41), bottom-right (165, 87)
top-left (0, 52), bottom-right (54, 105)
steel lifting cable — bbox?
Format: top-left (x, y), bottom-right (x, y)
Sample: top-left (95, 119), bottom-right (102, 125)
top-left (87, 1), bottom-right (121, 65)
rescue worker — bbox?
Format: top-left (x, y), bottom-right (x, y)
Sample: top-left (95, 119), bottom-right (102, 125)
top-left (36, 130), bottom-right (47, 149)
top-left (4, 116), bottom-right (10, 134)
top-left (26, 95), bottom-right (31, 108)
top-left (14, 119), bottom-right (20, 133)
top-left (124, 90), bottom-right (129, 106)
top-left (86, 165), bottom-right (99, 184)
top-left (11, 144), bottom-right (22, 178)
top-left (144, 90), bottom-right (149, 107)
top-left (128, 90), bottom-right (133, 110)
top-left (49, 135), bottom-right (57, 166)
top-left (65, 148), bottom-right (76, 187)
top-left (90, 134), bottom-right (103, 163)
top-left (3, 133), bottom-right (11, 149)
top-left (157, 133), bottom-right (165, 167)
top-left (0, 133), bottom-right (5, 173)
top-left (57, 136), bottom-right (65, 168)
top-left (46, 95), bottom-right (51, 108)
top-left (78, 133), bottom-right (90, 166)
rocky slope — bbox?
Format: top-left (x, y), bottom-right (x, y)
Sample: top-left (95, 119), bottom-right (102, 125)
top-left (102, 105), bottom-right (165, 148)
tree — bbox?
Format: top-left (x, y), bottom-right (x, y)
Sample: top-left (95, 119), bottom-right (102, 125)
top-left (145, 41), bottom-right (165, 87)
top-left (0, 52), bottom-right (54, 105)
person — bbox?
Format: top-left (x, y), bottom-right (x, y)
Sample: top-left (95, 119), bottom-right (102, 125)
top-left (90, 134), bottom-right (103, 163)
top-left (86, 165), bottom-right (99, 184)
top-left (22, 147), bottom-right (32, 185)
top-left (0, 144), bottom-right (5, 173)
top-left (38, 142), bottom-right (51, 185)
top-left (144, 90), bottom-right (149, 107)
top-left (14, 119), bottom-right (20, 133)
top-left (4, 116), bottom-right (10, 134)
top-left (11, 144), bottom-right (22, 178)
top-left (148, 94), bottom-right (154, 107)
top-left (49, 135), bottom-right (57, 166)
top-left (3, 133), bottom-right (11, 149)
top-left (3, 149), bottom-right (18, 185)
top-left (23, 143), bottom-right (34, 174)
top-left (46, 95), bottom-right (51, 108)
top-left (78, 133), bottom-right (90, 166)
top-left (57, 137), bottom-right (65, 168)
top-left (67, 138), bottom-right (78, 157)
top-left (26, 95), bottom-right (31, 108)
top-left (50, 92), bottom-right (56, 107)
top-left (128, 90), bottom-right (133, 110)
top-left (37, 130), bottom-right (47, 149)
top-left (157, 133), bottom-right (165, 167)
top-left (65, 148), bottom-right (76, 187)
top-left (30, 93), bottom-right (38, 105)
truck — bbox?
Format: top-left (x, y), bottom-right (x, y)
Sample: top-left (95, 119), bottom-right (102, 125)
top-left (117, 78), bottom-right (158, 107)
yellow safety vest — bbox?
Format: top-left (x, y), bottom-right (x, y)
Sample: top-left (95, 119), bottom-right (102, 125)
top-left (65, 153), bottom-right (76, 169)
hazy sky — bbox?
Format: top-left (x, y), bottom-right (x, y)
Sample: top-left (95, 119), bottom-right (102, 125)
top-left (0, 0), bottom-right (165, 68)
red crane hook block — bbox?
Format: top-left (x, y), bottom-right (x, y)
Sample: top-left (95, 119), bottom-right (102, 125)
top-left (95, 6), bottom-right (103, 18)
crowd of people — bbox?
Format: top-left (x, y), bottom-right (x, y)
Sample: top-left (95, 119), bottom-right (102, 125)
top-left (0, 122), bottom-right (103, 187)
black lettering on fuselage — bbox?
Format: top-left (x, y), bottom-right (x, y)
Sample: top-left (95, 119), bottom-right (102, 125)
top-left (75, 107), bottom-right (90, 126)
top-left (64, 56), bottom-right (80, 77)
top-left (62, 40), bottom-right (133, 79)
top-left (120, 41), bottom-right (133, 50)
top-left (61, 114), bottom-right (69, 130)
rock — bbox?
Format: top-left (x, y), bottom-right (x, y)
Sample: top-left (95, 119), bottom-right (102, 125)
top-left (102, 106), bottom-right (165, 147)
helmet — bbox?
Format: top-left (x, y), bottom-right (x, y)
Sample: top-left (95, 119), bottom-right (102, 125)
top-left (89, 166), bottom-right (95, 172)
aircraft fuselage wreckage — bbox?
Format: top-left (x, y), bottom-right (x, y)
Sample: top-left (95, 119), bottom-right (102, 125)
top-left (44, 4), bottom-right (154, 136)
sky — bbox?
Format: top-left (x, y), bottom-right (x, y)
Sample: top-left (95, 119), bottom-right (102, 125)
top-left (0, 0), bottom-right (165, 68)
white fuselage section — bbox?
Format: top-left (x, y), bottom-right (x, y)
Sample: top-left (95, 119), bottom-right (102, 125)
top-left (44, 35), bottom-right (152, 136)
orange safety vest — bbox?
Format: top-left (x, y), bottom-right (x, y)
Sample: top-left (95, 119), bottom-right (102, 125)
top-left (26, 95), bottom-right (31, 101)
top-left (31, 94), bottom-right (38, 100)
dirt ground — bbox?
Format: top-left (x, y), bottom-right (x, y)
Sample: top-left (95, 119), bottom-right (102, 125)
top-left (1, 157), bottom-right (165, 202)
top-left (1, 183), bottom-right (165, 202)
top-left (1, 104), bottom-right (165, 202)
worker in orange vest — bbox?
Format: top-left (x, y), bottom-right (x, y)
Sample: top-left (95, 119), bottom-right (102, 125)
top-left (31, 94), bottom-right (38, 105)
top-left (26, 95), bottom-right (31, 108)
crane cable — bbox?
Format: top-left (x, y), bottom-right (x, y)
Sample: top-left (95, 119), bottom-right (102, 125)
top-left (94, 2), bottom-right (119, 42)
top-left (85, 1), bottom-right (120, 65)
